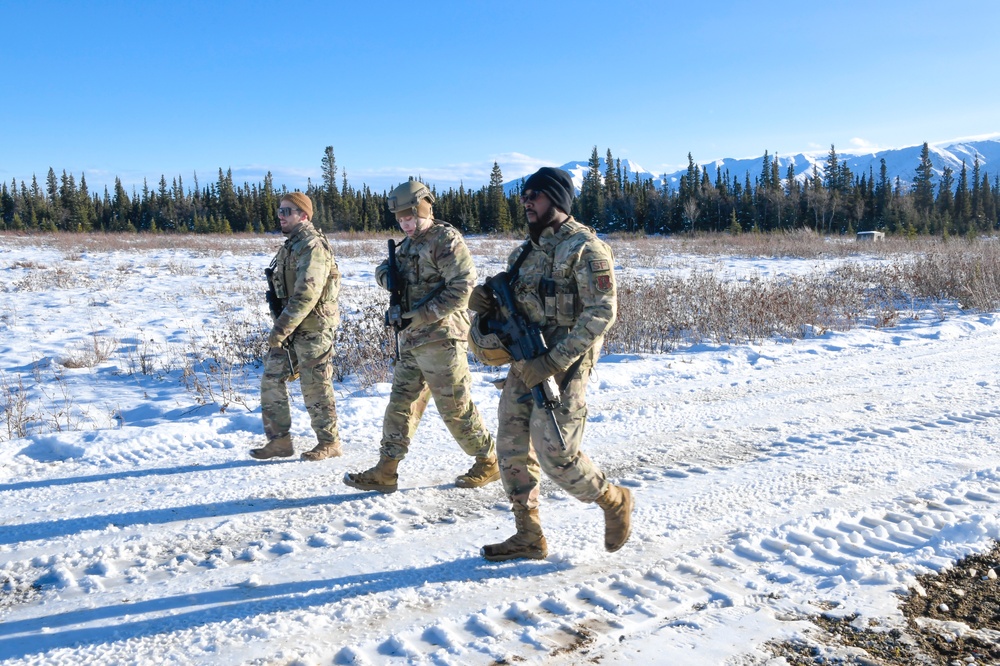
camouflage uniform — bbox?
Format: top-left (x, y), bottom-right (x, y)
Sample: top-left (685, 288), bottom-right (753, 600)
top-left (375, 220), bottom-right (495, 461)
top-left (496, 217), bottom-right (617, 511)
top-left (261, 222), bottom-right (341, 448)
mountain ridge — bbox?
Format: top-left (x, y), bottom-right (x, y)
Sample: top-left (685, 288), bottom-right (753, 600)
top-left (503, 136), bottom-right (1000, 195)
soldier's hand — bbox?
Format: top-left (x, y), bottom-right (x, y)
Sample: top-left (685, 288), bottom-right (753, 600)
top-left (267, 328), bottom-right (284, 349)
top-left (375, 265), bottom-right (390, 290)
top-left (519, 354), bottom-right (562, 388)
top-left (402, 308), bottom-right (432, 327)
top-left (468, 285), bottom-right (495, 315)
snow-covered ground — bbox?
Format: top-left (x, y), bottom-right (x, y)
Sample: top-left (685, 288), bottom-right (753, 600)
top-left (1, 235), bottom-right (999, 665)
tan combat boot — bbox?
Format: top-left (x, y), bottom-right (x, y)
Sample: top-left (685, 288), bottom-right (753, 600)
top-left (455, 455), bottom-right (500, 488)
top-left (595, 484), bottom-right (634, 552)
top-left (481, 508), bottom-right (548, 561)
top-left (250, 435), bottom-right (294, 460)
top-left (343, 455), bottom-right (399, 493)
top-left (301, 439), bottom-right (342, 461)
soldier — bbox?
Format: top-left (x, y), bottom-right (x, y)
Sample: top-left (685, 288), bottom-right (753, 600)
top-left (468, 167), bottom-right (634, 561)
top-left (251, 192), bottom-right (342, 461)
top-left (343, 179), bottom-right (499, 493)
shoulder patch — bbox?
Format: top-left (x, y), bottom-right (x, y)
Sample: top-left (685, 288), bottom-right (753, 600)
top-left (595, 274), bottom-right (613, 292)
top-left (589, 259), bottom-right (611, 273)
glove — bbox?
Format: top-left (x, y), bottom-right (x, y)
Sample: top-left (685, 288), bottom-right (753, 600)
top-left (402, 308), bottom-right (432, 327)
top-left (468, 285), bottom-right (495, 315)
top-left (518, 354), bottom-right (562, 389)
top-left (267, 328), bottom-right (285, 349)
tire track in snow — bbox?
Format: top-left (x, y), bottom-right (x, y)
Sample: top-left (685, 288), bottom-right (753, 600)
top-left (2, 403), bottom-right (998, 618)
top-left (330, 472), bottom-right (1000, 664)
top-left (3, 320), bottom-right (1000, 662)
top-left (7, 406), bottom-right (996, 663)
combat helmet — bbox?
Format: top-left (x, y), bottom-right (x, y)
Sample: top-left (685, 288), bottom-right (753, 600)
top-left (388, 179), bottom-right (435, 217)
top-left (468, 313), bottom-right (513, 366)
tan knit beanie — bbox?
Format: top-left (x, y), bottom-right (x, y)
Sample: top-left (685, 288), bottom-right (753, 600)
top-left (282, 192), bottom-right (313, 220)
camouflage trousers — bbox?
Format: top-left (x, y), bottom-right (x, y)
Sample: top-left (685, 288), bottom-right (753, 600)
top-left (497, 364), bottom-right (607, 511)
top-left (260, 328), bottom-right (339, 445)
top-left (380, 338), bottom-right (495, 461)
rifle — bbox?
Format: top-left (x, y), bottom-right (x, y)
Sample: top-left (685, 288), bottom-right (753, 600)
top-left (484, 272), bottom-right (567, 448)
top-left (384, 239), bottom-right (406, 360)
top-left (264, 258), bottom-right (283, 320)
top-left (265, 258), bottom-right (296, 377)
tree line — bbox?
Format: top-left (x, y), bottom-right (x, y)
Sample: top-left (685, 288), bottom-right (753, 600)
top-left (575, 143), bottom-right (999, 238)
top-left (2, 143), bottom-right (998, 237)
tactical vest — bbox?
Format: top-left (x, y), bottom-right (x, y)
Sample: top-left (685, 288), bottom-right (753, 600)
top-left (395, 222), bottom-right (449, 311)
top-left (508, 219), bottom-right (616, 372)
top-left (272, 224), bottom-right (341, 331)
top-left (512, 221), bottom-right (613, 329)
top-left (393, 220), bottom-right (473, 351)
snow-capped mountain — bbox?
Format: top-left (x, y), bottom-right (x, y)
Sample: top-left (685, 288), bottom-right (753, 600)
top-left (502, 158), bottom-right (658, 195)
top-left (696, 137), bottom-right (1000, 189)
top-left (505, 136), bottom-right (1000, 194)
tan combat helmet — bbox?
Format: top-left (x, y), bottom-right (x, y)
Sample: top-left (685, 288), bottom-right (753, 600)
top-left (468, 313), bottom-right (513, 366)
top-left (388, 179), bottom-right (435, 218)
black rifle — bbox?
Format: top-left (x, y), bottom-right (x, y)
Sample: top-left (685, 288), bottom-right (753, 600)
top-left (484, 272), bottom-right (567, 448)
top-left (384, 239), bottom-right (407, 360)
top-left (264, 258), bottom-right (295, 377)
top-left (264, 258), bottom-right (283, 320)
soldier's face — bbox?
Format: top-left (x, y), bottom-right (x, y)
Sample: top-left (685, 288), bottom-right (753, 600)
top-left (397, 214), bottom-right (432, 237)
top-left (523, 190), bottom-right (555, 226)
top-left (278, 201), bottom-right (307, 233)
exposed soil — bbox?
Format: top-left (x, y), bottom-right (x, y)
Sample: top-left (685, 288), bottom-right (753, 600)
top-left (768, 541), bottom-right (1000, 665)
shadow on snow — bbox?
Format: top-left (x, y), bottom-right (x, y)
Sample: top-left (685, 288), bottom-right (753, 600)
top-left (0, 556), bottom-right (564, 660)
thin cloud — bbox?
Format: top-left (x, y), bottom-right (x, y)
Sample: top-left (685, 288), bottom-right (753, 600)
top-left (847, 138), bottom-right (883, 154)
top-left (350, 153), bottom-right (557, 191)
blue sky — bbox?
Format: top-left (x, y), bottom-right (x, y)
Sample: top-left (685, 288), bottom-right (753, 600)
top-left (2, 0), bottom-right (998, 195)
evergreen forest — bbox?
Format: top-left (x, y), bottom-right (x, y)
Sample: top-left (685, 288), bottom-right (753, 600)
top-left (2, 143), bottom-right (998, 238)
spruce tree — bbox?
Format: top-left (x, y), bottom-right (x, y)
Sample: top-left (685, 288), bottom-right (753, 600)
top-left (1, 182), bottom-right (14, 228)
top-left (484, 162), bottom-right (511, 233)
top-left (912, 142), bottom-right (936, 219)
top-left (937, 166), bottom-right (955, 217)
top-left (971, 156), bottom-right (983, 225)
top-left (579, 146), bottom-right (604, 228)
top-left (954, 161), bottom-right (972, 231)
top-left (321, 146), bottom-right (342, 229)
top-left (604, 148), bottom-right (619, 199)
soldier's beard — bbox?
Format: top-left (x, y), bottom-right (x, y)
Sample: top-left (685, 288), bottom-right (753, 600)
top-left (528, 207), bottom-right (559, 242)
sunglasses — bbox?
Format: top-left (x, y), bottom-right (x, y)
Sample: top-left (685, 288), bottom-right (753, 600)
top-left (520, 190), bottom-right (542, 204)
top-left (277, 206), bottom-right (300, 217)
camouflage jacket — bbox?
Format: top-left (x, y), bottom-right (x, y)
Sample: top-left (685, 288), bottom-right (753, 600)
top-left (270, 222), bottom-right (340, 345)
top-left (506, 217), bottom-right (616, 371)
top-left (376, 220), bottom-right (474, 351)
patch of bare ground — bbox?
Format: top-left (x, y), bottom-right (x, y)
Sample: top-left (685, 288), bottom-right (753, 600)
top-left (768, 541), bottom-right (1000, 665)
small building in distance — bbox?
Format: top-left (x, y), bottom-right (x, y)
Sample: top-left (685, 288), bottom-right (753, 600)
top-left (856, 231), bottom-right (885, 242)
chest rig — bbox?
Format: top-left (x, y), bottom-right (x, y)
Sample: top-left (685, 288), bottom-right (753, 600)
top-left (512, 239), bottom-right (580, 330)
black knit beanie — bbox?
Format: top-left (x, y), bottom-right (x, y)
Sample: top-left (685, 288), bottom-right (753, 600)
top-left (523, 167), bottom-right (574, 214)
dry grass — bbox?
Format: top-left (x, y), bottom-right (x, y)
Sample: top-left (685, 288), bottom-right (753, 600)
top-left (5, 231), bottom-right (1000, 441)
top-left (606, 235), bottom-right (1000, 354)
top-left (58, 334), bottom-right (118, 369)
top-left (606, 229), bottom-right (956, 267)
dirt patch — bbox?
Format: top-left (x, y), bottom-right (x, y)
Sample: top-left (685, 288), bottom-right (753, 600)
top-left (768, 541), bottom-right (1000, 665)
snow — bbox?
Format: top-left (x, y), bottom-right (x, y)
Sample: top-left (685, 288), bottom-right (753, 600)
top-left (2, 235), bottom-right (1000, 665)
